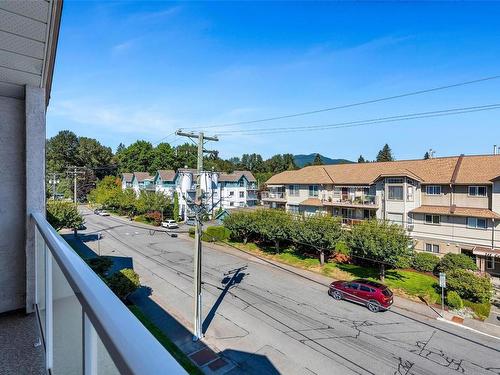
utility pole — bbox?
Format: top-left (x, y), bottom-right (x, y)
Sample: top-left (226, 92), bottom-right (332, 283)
top-left (175, 130), bottom-right (218, 341)
top-left (48, 172), bottom-right (60, 200)
top-left (67, 166), bottom-right (85, 204)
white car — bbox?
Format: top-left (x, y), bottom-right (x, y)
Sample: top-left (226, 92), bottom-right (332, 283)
top-left (161, 220), bottom-right (179, 229)
top-left (98, 211), bottom-right (110, 216)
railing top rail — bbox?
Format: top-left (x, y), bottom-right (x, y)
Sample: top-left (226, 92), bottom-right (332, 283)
top-left (32, 213), bottom-right (186, 375)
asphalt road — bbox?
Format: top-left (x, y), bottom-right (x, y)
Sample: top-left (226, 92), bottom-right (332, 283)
top-left (81, 209), bottom-right (500, 375)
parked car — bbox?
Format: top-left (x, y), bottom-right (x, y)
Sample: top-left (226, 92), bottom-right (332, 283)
top-left (98, 211), bottom-right (110, 217)
top-left (328, 279), bottom-right (393, 312)
top-left (161, 220), bottom-right (179, 229)
top-left (93, 209), bottom-right (101, 215)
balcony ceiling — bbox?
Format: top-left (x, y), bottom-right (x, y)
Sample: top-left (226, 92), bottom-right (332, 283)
top-left (0, 0), bottom-right (62, 103)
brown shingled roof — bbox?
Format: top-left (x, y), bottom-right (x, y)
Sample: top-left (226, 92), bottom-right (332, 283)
top-left (266, 155), bottom-right (500, 185)
top-left (121, 173), bottom-right (133, 183)
top-left (133, 172), bottom-right (152, 182)
top-left (219, 170), bottom-right (256, 182)
top-left (299, 198), bottom-right (323, 207)
top-left (157, 170), bottom-right (176, 181)
top-left (410, 205), bottom-right (500, 219)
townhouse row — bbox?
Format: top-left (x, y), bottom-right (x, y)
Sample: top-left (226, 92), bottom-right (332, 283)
top-left (121, 169), bottom-right (258, 220)
top-left (264, 154), bottom-right (500, 277)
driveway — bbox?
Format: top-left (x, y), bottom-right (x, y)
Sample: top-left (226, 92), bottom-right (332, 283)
top-left (81, 209), bottom-right (500, 375)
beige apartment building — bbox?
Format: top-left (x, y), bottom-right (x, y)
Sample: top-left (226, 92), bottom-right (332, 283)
top-left (264, 155), bottom-right (500, 277)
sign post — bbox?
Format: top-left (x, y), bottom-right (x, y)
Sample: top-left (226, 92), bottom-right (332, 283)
top-left (439, 272), bottom-right (446, 317)
top-left (97, 233), bottom-right (101, 256)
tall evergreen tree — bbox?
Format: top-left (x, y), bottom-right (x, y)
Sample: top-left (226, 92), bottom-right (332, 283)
top-left (358, 155), bottom-right (366, 163)
top-left (376, 144), bottom-right (394, 162)
top-left (423, 151), bottom-right (430, 160)
top-left (312, 153), bottom-right (323, 165)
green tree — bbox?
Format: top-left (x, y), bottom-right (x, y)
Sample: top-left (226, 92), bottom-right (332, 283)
top-left (150, 142), bottom-right (176, 173)
top-left (312, 153), bottom-right (323, 165)
top-left (77, 137), bottom-right (114, 176)
top-left (46, 130), bottom-right (80, 172)
top-left (173, 191), bottom-right (180, 221)
top-left (423, 151), bottom-right (430, 160)
top-left (117, 140), bottom-right (154, 173)
top-left (347, 219), bottom-right (413, 280)
top-left (223, 211), bottom-right (257, 244)
top-left (256, 209), bottom-right (291, 252)
top-left (290, 215), bottom-right (342, 265)
top-left (358, 155), bottom-right (366, 163)
top-left (173, 143), bottom-right (197, 170)
top-left (376, 144), bottom-right (394, 162)
top-left (46, 201), bottom-right (84, 235)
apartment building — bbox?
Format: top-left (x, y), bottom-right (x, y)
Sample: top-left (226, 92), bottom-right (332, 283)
top-left (265, 155), bottom-right (500, 277)
top-left (125, 169), bottom-right (258, 219)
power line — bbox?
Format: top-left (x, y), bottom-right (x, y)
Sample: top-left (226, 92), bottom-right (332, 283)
top-left (217, 103), bottom-right (500, 136)
top-left (185, 74), bottom-right (500, 130)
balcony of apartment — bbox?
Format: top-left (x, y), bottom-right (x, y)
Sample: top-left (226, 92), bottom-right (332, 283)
top-left (0, 213), bottom-right (186, 374)
top-left (321, 193), bottom-right (379, 209)
top-left (247, 182), bottom-right (260, 191)
top-left (261, 191), bottom-right (287, 202)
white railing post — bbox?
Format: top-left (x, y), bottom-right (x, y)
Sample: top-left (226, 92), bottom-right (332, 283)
top-left (45, 246), bottom-right (53, 371)
top-left (83, 313), bottom-right (97, 375)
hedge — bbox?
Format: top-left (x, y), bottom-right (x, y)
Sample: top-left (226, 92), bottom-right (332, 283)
top-left (436, 253), bottom-right (478, 273)
top-left (446, 290), bottom-right (463, 310)
top-left (412, 252), bottom-right (440, 273)
top-left (446, 269), bottom-right (492, 303)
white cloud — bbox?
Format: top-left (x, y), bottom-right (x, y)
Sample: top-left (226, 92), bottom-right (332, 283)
top-left (111, 39), bottom-right (138, 54)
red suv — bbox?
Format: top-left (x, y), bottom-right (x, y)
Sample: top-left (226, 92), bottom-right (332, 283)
top-left (328, 279), bottom-right (393, 312)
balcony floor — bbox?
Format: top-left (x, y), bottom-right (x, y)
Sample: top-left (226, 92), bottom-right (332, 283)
top-left (0, 310), bottom-right (45, 374)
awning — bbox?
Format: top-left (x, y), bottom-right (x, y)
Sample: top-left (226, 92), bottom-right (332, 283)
top-left (473, 246), bottom-right (500, 257)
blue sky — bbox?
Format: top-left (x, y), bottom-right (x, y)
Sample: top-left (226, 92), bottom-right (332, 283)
top-left (47, 1), bottom-right (500, 161)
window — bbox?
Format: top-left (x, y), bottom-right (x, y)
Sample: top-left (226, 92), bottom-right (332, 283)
top-left (289, 185), bottom-right (300, 197)
top-left (407, 186), bottom-right (414, 202)
top-left (239, 179), bottom-right (245, 187)
top-left (425, 243), bottom-right (440, 253)
top-left (388, 186), bottom-right (403, 200)
top-left (468, 186), bottom-right (487, 197)
top-left (466, 217), bottom-right (487, 229)
top-left (386, 177), bottom-right (403, 184)
top-left (426, 185), bottom-right (442, 195)
top-left (239, 191), bottom-right (245, 198)
top-left (345, 282), bottom-right (359, 290)
top-left (229, 191), bottom-right (234, 197)
top-left (425, 214), bottom-right (440, 224)
top-left (229, 202), bottom-right (234, 207)
top-left (486, 256), bottom-right (495, 270)
top-left (359, 285), bottom-right (373, 293)
top-left (288, 205), bottom-right (299, 213)
top-left (308, 185), bottom-right (318, 197)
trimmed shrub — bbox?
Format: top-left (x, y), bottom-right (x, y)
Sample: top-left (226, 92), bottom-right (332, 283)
top-left (446, 269), bottom-right (492, 303)
top-left (107, 268), bottom-right (140, 301)
top-left (436, 253), bottom-right (478, 273)
top-left (463, 300), bottom-right (491, 321)
top-left (412, 252), bottom-right (440, 273)
top-left (188, 227), bottom-right (195, 238)
top-left (446, 290), bottom-right (463, 310)
top-left (204, 226), bottom-right (231, 242)
top-left (86, 257), bottom-right (112, 277)
top-left (46, 200), bottom-right (84, 231)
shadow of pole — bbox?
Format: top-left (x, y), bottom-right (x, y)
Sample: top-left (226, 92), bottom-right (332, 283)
top-left (202, 266), bottom-right (247, 335)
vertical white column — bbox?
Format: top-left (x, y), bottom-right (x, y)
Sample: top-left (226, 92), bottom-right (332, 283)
top-left (83, 313), bottom-right (97, 375)
top-left (45, 247), bottom-right (53, 371)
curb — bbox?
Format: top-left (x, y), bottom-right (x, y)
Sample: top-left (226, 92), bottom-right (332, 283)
top-left (436, 317), bottom-right (500, 340)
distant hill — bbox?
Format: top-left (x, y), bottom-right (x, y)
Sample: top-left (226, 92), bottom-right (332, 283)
top-left (293, 154), bottom-right (354, 168)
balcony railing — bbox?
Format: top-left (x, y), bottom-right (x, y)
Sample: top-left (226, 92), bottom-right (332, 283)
top-left (322, 194), bottom-right (378, 207)
top-left (32, 213), bottom-right (186, 375)
top-left (341, 217), bottom-right (365, 226)
top-left (261, 191), bottom-right (286, 200)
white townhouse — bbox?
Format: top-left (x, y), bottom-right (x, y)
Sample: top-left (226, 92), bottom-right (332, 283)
top-left (121, 172), bottom-right (133, 190)
top-left (264, 155), bottom-right (500, 277)
top-left (130, 172), bottom-right (154, 196)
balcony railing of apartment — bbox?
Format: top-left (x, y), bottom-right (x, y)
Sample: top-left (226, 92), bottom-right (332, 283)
top-left (32, 213), bottom-right (186, 375)
top-left (247, 183), bottom-right (259, 190)
top-left (261, 191), bottom-right (286, 200)
top-left (322, 194), bottom-right (378, 207)
top-left (145, 184), bottom-right (157, 191)
top-left (340, 217), bottom-right (365, 226)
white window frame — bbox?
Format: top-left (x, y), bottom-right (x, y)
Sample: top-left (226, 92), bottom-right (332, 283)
top-left (386, 177), bottom-right (404, 184)
top-left (388, 185), bottom-right (404, 201)
top-left (466, 217), bottom-right (487, 229)
top-left (406, 185), bottom-right (414, 202)
top-left (239, 191), bottom-right (245, 198)
top-left (468, 186), bottom-right (487, 197)
top-left (308, 185), bottom-right (319, 197)
top-left (425, 214), bottom-right (440, 225)
top-left (425, 185), bottom-right (442, 195)
top-left (425, 243), bottom-right (440, 253)
top-left (289, 185), bottom-right (300, 197)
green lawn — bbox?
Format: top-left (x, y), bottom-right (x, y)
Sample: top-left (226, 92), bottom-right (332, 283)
top-left (228, 242), bottom-right (441, 304)
top-left (129, 306), bottom-right (202, 375)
